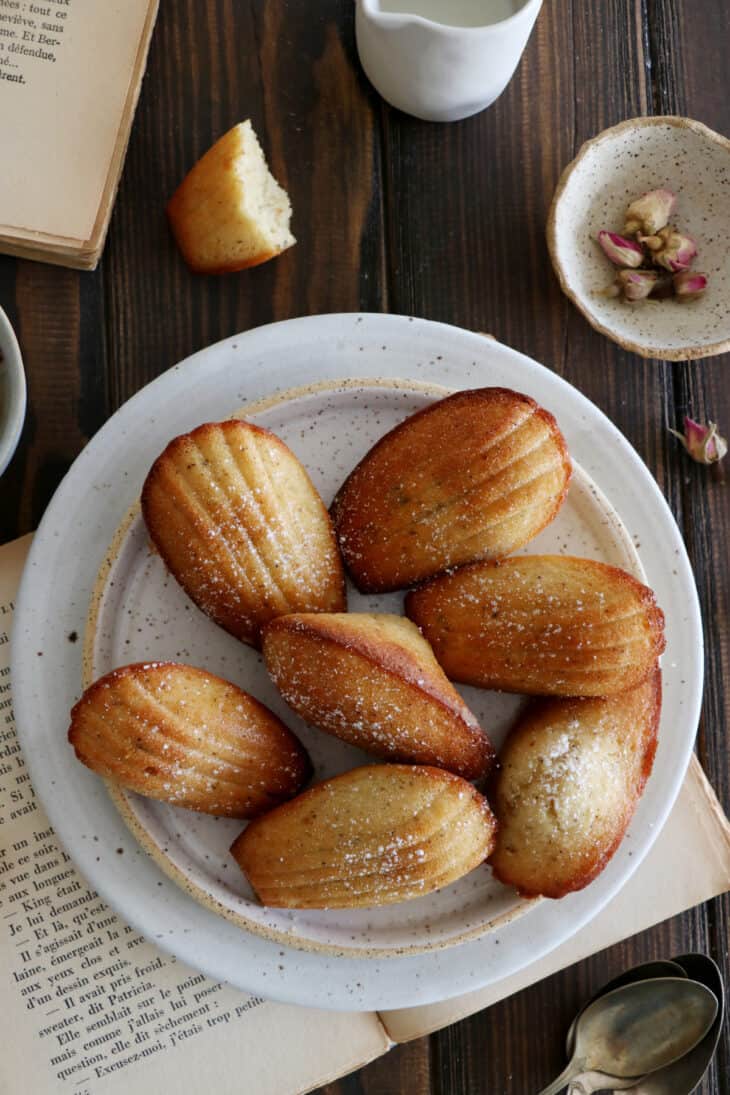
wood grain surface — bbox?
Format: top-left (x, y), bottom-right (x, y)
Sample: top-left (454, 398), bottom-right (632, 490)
top-left (2, 1), bottom-right (729, 1091)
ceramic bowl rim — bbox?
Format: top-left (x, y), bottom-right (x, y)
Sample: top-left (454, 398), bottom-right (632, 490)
top-left (546, 115), bottom-right (730, 361)
top-left (0, 307), bottom-right (26, 476)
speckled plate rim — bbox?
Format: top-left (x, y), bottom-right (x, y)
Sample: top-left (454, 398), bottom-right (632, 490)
top-left (547, 115), bottom-right (730, 361)
top-left (81, 376), bottom-right (639, 959)
top-left (11, 313), bottom-right (703, 1011)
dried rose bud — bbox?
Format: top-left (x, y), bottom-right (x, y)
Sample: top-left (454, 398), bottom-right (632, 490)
top-left (597, 230), bottom-right (644, 268)
top-left (651, 226), bottom-right (698, 272)
top-left (673, 270), bottom-right (708, 300)
top-left (669, 417), bottom-right (727, 465)
top-left (617, 268), bottom-right (658, 301)
top-left (624, 189), bottom-right (677, 236)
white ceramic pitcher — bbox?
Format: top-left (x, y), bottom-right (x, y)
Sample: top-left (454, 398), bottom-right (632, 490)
top-left (355, 0), bottom-right (544, 122)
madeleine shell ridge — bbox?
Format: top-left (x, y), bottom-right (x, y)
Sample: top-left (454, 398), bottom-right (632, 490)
top-left (406, 555), bottom-right (665, 697)
top-left (489, 671), bottom-right (661, 899)
top-left (332, 387), bottom-right (572, 593)
top-left (141, 419), bottom-right (346, 647)
top-left (68, 662), bottom-right (312, 818)
top-left (231, 764), bottom-right (498, 909)
top-left (263, 612), bottom-right (495, 781)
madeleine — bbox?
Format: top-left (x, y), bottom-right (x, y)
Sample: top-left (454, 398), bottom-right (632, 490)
top-left (68, 662), bottom-right (311, 818)
top-left (232, 764), bottom-right (497, 908)
top-left (407, 555), bottom-right (665, 697)
top-left (142, 419), bottom-right (346, 647)
top-left (489, 672), bottom-right (661, 898)
top-left (332, 387), bottom-right (571, 593)
top-left (263, 612), bottom-right (494, 780)
top-left (166, 121), bottom-right (295, 274)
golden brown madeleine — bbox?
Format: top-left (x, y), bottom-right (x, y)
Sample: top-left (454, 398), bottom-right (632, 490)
top-left (263, 612), bottom-right (495, 780)
top-left (68, 662), bottom-right (311, 818)
top-left (231, 764), bottom-right (497, 908)
top-left (166, 121), bottom-right (295, 275)
top-left (331, 388), bottom-right (571, 593)
top-left (489, 671), bottom-right (661, 898)
top-left (407, 555), bottom-right (665, 697)
top-left (141, 419), bottom-right (346, 647)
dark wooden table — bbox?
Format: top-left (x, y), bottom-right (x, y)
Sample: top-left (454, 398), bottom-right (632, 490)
top-left (3, 1), bottom-right (729, 1091)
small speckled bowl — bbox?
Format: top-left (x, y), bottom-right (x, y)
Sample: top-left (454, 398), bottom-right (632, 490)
top-left (548, 116), bottom-right (730, 360)
top-left (0, 307), bottom-right (25, 476)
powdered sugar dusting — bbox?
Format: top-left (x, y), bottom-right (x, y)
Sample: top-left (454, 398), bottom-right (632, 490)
top-left (142, 420), bottom-right (345, 646)
top-left (334, 389), bottom-right (570, 591)
top-left (70, 663), bottom-right (310, 818)
top-left (264, 613), bottom-right (494, 780)
top-left (236, 765), bottom-right (496, 908)
top-left (491, 676), bottom-right (659, 897)
top-left (409, 555), bottom-right (663, 696)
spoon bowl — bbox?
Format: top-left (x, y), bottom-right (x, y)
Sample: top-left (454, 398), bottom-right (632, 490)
top-left (537, 977), bottom-right (718, 1095)
top-left (566, 960), bottom-right (687, 1058)
top-left (575, 977), bottom-right (717, 1077)
top-left (623, 955), bottom-right (724, 1094)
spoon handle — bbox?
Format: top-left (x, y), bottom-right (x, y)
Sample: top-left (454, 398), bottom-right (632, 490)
top-left (567, 1073), bottom-right (641, 1094)
top-left (536, 1062), bottom-right (581, 1095)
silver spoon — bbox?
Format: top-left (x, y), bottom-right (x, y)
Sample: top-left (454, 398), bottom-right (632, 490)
top-left (565, 961), bottom-right (688, 1095)
top-left (619, 954), bottom-right (725, 1094)
top-left (536, 977), bottom-right (718, 1095)
top-left (565, 960), bottom-right (687, 1061)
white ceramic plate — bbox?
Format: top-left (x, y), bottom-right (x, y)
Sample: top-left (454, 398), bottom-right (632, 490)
top-left (84, 380), bottom-right (641, 959)
top-left (12, 314), bottom-right (702, 1010)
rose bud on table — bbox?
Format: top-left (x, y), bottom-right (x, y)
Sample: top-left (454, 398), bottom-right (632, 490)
top-left (669, 417), bottom-right (727, 465)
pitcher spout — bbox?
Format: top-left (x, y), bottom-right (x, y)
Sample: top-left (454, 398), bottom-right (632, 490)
top-left (359, 0), bottom-right (530, 31)
top-left (358, 0), bottom-right (415, 30)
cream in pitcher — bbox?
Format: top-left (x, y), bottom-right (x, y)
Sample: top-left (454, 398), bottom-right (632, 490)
top-left (355, 0), bottom-right (544, 121)
top-left (377, 0), bottom-right (518, 26)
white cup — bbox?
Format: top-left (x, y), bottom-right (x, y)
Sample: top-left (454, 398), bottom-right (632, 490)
top-left (356, 0), bottom-right (544, 122)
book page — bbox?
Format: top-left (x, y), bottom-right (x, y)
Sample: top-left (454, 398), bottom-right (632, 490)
top-left (0, 0), bottom-right (156, 241)
top-left (0, 0), bottom-right (158, 267)
top-left (1, 536), bottom-right (390, 1095)
top-left (382, 755), bottom-right (730, 1043)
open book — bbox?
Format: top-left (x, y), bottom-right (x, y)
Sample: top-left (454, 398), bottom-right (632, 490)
top-left (0, 0), bottom-right (158, 269)
top-left (3, 534), bottom-right (730, 1093)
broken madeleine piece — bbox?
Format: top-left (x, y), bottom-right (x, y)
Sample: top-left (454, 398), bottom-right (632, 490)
top-left (489, 671), bottom-right (661, 898)
top-left (167, 120), bottom-right (295, 274)
top-left (68, 662), bottom-right (311, 818)
top-left (231, 764), bottom-right (497, 909)
top-left (141, 419), bottom-right (346, 647)
top-left (263, 612), bottom-right (495, 780)
top-left (332, 387), bottom-right (571, 593)
top-left (406, 555), bottom-right (665, 697)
